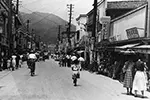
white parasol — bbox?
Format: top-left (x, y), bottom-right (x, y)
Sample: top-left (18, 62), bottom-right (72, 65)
top-left (71, 56), bottom-right (77, 61)
top-left (77, 50), bottom-right (84, 54)
top-left (78, 57), bottom-right (85, 61)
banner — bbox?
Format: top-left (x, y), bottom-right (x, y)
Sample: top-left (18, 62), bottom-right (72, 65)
top-left (100, 16), bottom-right (111, 40)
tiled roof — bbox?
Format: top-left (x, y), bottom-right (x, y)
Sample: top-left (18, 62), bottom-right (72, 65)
top-left (107, 1), bottom-right (147, 9)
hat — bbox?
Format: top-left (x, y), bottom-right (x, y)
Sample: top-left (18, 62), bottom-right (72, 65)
top-left (78, 57), bottom-right (85, 61)
top-left (71, 56), bottom-right (77, 61)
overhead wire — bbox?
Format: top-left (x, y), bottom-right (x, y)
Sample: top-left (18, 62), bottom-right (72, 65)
top-left (20, 0), bottom-right (68, 26)
top-left (20, 6), bottom-right (59, 26)
top-left (21, 0), bottom-right (39, 7)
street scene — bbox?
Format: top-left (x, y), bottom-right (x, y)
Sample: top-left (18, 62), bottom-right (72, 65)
top-left (0, 58), bottom-right (149, 100)
top-left (1, 0), bottom-right (150, 100)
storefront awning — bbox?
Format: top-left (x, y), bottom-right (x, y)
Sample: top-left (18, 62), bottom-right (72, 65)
top-left (132, 45), bottom-right (150, 54)
top-left (115, 43), bottom-right (140, 52)
top-left (133, 45), bottom-right (150, 49)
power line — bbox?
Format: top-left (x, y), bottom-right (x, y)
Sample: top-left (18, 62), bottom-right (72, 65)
top-left (20, 6), bottom-right (59, 26)
top-left (20, 0), bottom-right (68, 26)
top-left (21, 0), bottom-right (39, 6)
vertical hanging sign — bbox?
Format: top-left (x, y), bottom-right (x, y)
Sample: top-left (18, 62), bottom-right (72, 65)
top-left (100, 16), bottom-right (111, 40)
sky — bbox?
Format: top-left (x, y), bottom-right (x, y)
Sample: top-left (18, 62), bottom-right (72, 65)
top-left (19, 0), bottom-right (125, 24)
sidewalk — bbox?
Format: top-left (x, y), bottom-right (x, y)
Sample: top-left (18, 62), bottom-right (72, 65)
top-left (0, 70), bottom-right (11, 80)
top-left (79, 70), bottom-right (150, 100)
top-left (0, 62), bottom-right (28, 80)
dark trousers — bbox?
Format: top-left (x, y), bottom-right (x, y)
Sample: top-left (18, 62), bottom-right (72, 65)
top-left (30, 61), bottom-right (35, 73)
top-left (16, 60), bottom-right (19, 69)
top-left (67, 59), bottom-right (71, 67)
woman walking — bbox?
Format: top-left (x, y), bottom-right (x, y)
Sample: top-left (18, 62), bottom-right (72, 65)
top-left (132, 59), bottom-right (147, 98)
top-left (12, 54), bottom-right (17, 70)
top-left (123, 58), bottom-right (135, 95)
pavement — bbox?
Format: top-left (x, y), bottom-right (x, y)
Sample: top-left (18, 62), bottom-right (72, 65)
top-left (0, 70), bottom-right (11, 80)
top-left (0, 62), bottom-right (27, 80)
top-left (0, 59), bottom-right (149, 100)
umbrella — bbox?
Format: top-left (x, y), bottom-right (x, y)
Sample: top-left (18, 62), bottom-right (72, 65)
top-left (78, 57), bottom-right (85, 61)
top-left (77, 50), bottom-right (84, 54)
top-left (71, 56), bottom-right (77, 61)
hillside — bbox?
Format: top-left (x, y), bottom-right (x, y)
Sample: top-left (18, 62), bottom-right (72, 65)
top-left (21, 12), bottom-right (76, 44)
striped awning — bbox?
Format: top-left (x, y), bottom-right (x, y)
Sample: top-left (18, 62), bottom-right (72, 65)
top-left (115, 43), bottom-right (140, 52)
top-left (132, 45), bottom-right (150, 54)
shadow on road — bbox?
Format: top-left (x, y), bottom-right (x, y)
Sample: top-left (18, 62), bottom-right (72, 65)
top-left (121, 93), bottom-right (148, 99)
top-left (74, 84), bottom-right (82, 87)
top-left (0, 86), bottom-right (5, 89)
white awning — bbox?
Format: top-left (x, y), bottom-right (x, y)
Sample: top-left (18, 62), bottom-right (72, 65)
top-left (115, 43), bottom-right (140, 49)
top-left (132, 45), bottom-right (150, 54)
top-left (133, 45), bottom-right (150, 49)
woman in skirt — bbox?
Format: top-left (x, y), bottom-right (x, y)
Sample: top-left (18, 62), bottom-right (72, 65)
top-left (132, 59), bottom-right (147, 98)
top-left (123, 59), bottom-right (135, 95)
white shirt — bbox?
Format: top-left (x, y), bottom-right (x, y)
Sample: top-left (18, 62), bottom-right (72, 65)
top-left (20, 55), bottom-right (23, 58)
top-left (28, 54), bottom-right (37, 59)
top-left (12, 55), bottom-right (16, 60)
top-left (66, 55), bottom-right (70, 59)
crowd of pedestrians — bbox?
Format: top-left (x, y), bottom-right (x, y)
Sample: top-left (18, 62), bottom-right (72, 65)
top-left (0, 52), bottom-right (24, 71)
top-left (51, 52), bottom-right (150, 98)
top-left (123, 56), bottom-right (149, 98)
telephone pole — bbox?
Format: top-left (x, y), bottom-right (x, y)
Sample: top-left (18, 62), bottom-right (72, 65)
top-left (27, 20), bottom-right (30, 32)
top-left (8, 0), bottom-right (13, 56)
top-left (92, 0), bottom-right (97, 61)
top-left (67, 4), bottom-right (74, 48)
top-left (147, 0), bottom-right (150, 70)
top-left (58, 25), bottom-right (61, 40)
top-left (26, 19), bottom-right (30, 49)
top-left (147, 0), bottom-right (150, 38)
top-left (31, 29), bottom-right (34, 49)
top-left (16, 0), bottom-right (19, 14)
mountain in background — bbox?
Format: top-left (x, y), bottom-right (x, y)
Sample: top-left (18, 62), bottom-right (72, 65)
top-left (20, 12), bottom-right (76, 44)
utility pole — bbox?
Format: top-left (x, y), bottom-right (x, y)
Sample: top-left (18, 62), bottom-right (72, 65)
top-left (92, 0), bottom-right (97, 62)
top-left (38, 36), bottom-right (41, 50)
top-left (31, 29), bottom-right (34, 50)
top-left (27, 20), bottom-right (30, 32)
top-left (58, 25), bottom-right (61, 54)
top-left (26, 19), bottom-right (30, 50)
top-left (147, 0), bottom-right (150, 70)
top-left (67, 4), bottom-right (74, 48)
top-left (16, 0), bottom-right (19, 14)
top-left (58, 25), bottom-right (61, 41)
top-left (8, 0), bottom-right (13, 57)
top-left (147, 0), bottom-right (150, 38)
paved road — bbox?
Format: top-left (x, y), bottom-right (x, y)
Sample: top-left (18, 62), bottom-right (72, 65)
top-left (0, 59), bottom-right (150, 100)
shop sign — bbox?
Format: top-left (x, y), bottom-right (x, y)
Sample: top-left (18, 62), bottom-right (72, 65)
top-left (0, 16), bottom-right (4, 24)
top-left (90, 37), bottom-right (95, 44)
top-left (28, 42), bottom-right (31, 49)
top-left (100, 16), bottom-right (111, 23)
top-left (126, 27), bottom-right (139, 39)
top-left (0, 27), bottom-right (3, 33)
top-left (109, 36), bottom-right (116, 42)
top-left (100, 16), bottom-right (111, 40)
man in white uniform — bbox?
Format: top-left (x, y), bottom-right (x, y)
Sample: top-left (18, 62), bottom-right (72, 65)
top-left (28, 50), bottom-right (37, 76)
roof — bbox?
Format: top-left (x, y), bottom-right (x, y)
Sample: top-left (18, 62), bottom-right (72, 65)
top-left (87, 9), bottom-right (94, 16)
top-left (107, 1), bottom-right (147, 9)
top-left (76, 14), bottom-right (87, 21)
